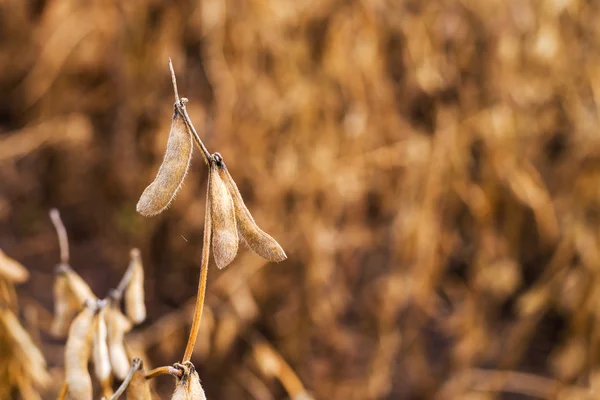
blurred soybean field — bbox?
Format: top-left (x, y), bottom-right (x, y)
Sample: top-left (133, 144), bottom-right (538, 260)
top-left (2, 0), bottom-right (600, 399)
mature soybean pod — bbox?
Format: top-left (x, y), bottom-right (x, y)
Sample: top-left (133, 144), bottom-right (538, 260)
top-left (137, 108), bottom-right (192, 216)
top-left (51, 273), bottom-right (78, 337)
top-left (216, 159), bottom-right (287, 262)
top-left (63, 266), bottom-right (97, 306)
top-left (0, 249), bottom-right (29, 283)
top-left (65, 304), bottom-right (95, 400)
top-left (92, 308), bottom-right (112, 397)
top-left (171, 368), bottom-right (206, 400)
top-left (125, 249), bottom-right (146, 324)
top-left (209, 158), bottom-right (238, 269)
top-left (126, 358), bottom-right (152, 400)
top-left (107, 305), bottom-right (133, 380)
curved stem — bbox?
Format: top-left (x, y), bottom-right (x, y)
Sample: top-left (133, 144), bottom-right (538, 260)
top-left (49, 209), bottom-right (69, 264)
top-left (182, 173), bottom-right (213, 362)
top-left (145, 365), bottom-right (182, 380)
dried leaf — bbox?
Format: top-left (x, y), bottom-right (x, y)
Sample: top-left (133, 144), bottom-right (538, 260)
top-left (210, 158), bottom-right (238, 269)
top-left (216, 158), bottom-right (286, 262)
top-left (107, 305), bottom-right (133, 380)
top-left (0, 249), bottom-right (29, 283)
top-left (125, 249), bottom-right (146, 324)
top-left (137, 108), bottom-right (193, 216)
top-left (125, 358), bottom-right (152, 400)
top-left (65, 303), bottom-right (95, 400)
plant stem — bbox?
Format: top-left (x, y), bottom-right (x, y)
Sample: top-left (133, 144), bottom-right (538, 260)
top-left (49, 209), bottom-right (69, 264)
top-left (168, 59), bottom-right (211, 165)
top-left (109, 358), bottom-right (142, 400)
top-left (57, 383), bottom-right (68, 400)
top-left (110, 248), bottom-right (140, 302)
top-left (145, 365), bottom-right (182, 380)
top-left (182, 168), bottom-right (213, 363)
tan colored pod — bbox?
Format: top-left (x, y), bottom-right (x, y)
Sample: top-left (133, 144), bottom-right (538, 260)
top-left (107, 305), bottom-right (133, 380)
top-left (125, 358), bottom-right (152, 400)
top-left (1, 308), bottom-right (50, 387)
top-left (171, 364), bottom-right (206, 400)
top-left (137, 108), bottom-right (193, 216)
top-left (216, 159), bottom-right (286, 262)
top-left (0, 249), bottom-right (29, 283)
top-left (92, 307), bottom-right (112, 397)
top-left (65, 303), bottom-right (95, 400)
top-left (60, 265), bottom-right (97, 306)
top-left (50, 273), bottom-right (78, 338)
top-left (125, 249), bottom-right (146, 324)
top-left (209, 158), bottom-right (238, 269)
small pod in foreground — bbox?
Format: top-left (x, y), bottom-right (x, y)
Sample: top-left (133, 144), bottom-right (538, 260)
top-left (137, 107), bottom-right (193, 217)
top-left (65, 303), bottom-right (95, 400)
top-left (107, 305), bottom-right (133, 380)
top-left (92, 307), bottom-right (112, 398)
top-left (51, 273), bottom-right (78, 337)
top-left (125, 248), bottom-right (146, 324)
top-left (0, 249), bottom-right (29, 283)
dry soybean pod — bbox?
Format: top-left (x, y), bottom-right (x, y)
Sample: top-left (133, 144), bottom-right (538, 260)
top-left (210, 154), bottom-right (238, 269)
top-left (107, 305), bottom-right (133, 380)
top-left (0, 249), bottom-right (28, 283)
top-left (50, 272), bottom-right (78, 337)
top-left (1, 308), bottom-right (50, 386)
top-left (171, 363), bottom-right (206, 400)
top-left (60, 264), bottom-right (97, 306)
top-left (124, 358), bottom-right (152, 400)
top-left (137, 106), bottom-right (193, 216)
top-left (65, 302), bottom-right (96, 400)
top-left (216, 157), bottom-right (287, 262)
top-left (125, 249), bottom-right (146, 324)
top-left (92, 306), bottom-right (112, 398)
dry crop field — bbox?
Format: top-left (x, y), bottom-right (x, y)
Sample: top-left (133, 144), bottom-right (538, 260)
top-left (2, 0), bottom-right (600, 399)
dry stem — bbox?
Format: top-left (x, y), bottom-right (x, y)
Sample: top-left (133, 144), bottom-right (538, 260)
top-left (49, 209), bottom-right (69, 264)
top-left (168, 59), bottom-right (211, 165)
top-left (108, 358), bottom-right (142, 400)
top-left (109, 249), bottom-right (140, 302)
top-left (145, 365), bottom-right (182, 380)
top-left (182, 172), bottom-right (213, 362)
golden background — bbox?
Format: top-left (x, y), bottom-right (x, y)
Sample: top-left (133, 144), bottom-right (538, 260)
top-left (2, 0), bottom-right (600, 399)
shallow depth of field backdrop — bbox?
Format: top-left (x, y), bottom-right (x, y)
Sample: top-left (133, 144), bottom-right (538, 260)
top-left (2, 0), bottom-right (600, 399)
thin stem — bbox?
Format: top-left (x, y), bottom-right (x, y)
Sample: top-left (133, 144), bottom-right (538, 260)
top-left (169, 58), bottom-right (180, 105)
top-left (57, 383), bottom-right (68, 400)
top-left (108, 358), bottom-right (142, 400)
top-left (145, 365), bottom-right (182, 380)
top-left (168, 59), bottom-right (211, 165)
top-left (177, 101), bottom-right (211, 165)
top-left (49, 209), bottom-right (69, 264)
top-left (110, 248), bottom-right (140, 302)
top-left (182, 169), bottom-right (213, 362)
